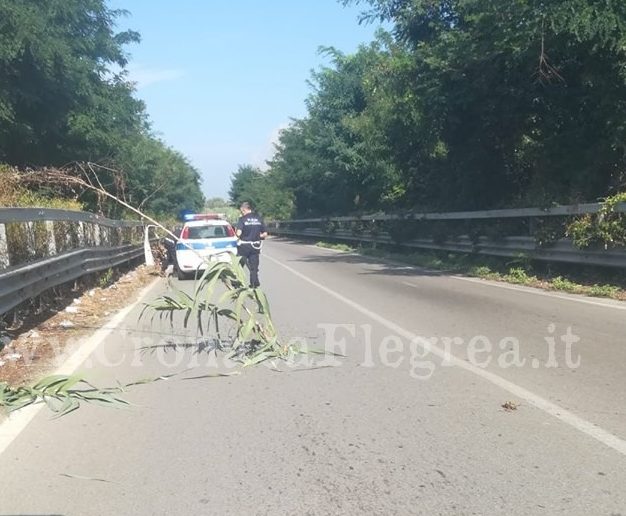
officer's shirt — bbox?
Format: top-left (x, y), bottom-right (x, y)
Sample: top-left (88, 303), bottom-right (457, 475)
top-left (236, 213), bottom-right (266, 242)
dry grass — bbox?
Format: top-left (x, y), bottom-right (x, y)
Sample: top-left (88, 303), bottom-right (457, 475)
top-left (0, 265), bottom-right (158, 388)
top-left (0, 165), bottom-right (82, 210)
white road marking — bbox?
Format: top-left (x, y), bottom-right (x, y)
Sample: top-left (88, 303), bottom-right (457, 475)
top-left (451, 275), bottom-right (626, 311)
top-left (403, 277), bottom-right (626, 312)
top-left (298, 239), bottom-right (626, 311)
top-left (0, 277), bottom-right (162, 457)
top-left (266, 254), bottom-right (626, 456)
top-left (391, 258), bottom-right (626, 310)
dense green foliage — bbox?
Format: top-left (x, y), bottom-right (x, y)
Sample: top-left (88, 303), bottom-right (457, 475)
top-left (567, 192), bottom-right (626, 248)
top-left (232, 0), bottom-right (626, 219)
top-left (229, 164), bottom-right (294, 220)
top-left (203, 197), bottom-right (239, 222)
top-left (0, 0), bottom-right (204, 216)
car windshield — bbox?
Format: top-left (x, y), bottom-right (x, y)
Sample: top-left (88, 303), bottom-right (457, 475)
top-left (187, 225), bottom-right (229, 239)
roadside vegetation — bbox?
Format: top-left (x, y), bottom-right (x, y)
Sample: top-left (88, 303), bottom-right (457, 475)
top-left (204, 197), bottom-right (240, 224)
top-left (315, 241), bottom-right (626, 301)
top-left (0, 165), bottom-right (82, 211)
top-left (231, 0), bottom-right (626, 293)
top-left (230, 0), bottom-right (626, 225)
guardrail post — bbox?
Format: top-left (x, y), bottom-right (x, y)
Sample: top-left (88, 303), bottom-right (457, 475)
top-left (26, 221), bottom-right (35, 257)
top-left (45, 221), bottom-right (56, 256)
top-left (77, 221), bottom-right (85, 246)
top-left (0, 223), bottom-right (9, 268)
top-left (94, 223), bottom-right (101, 246)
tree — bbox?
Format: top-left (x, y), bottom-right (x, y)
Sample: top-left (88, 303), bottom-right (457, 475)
top-left (0, 0), bottom-right (204, 217)
top-left (0, 0), bottom-right (141, 164)
top-left (229, 165), bottom-right (262, 206)
top-left (229, 164), bottom-right (294, 220)
top-left (342, 0), bottom-right (626, 208)
top-left (265, 43), bottom-right (402, 217)
top-left (205, 197), bottom-right (229, 209)
top-left (257, 0), bottom-right (626, 217)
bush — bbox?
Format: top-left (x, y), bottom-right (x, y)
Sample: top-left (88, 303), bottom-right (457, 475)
top-left (505, 267), bottom-right (535, 284)
top-left (566, 192), bottom-right (626, 249)
top-left (588, 284), bottom-right (620, 298)
top-left (470, 265), bottom-right (493, 278)
top-left (551, 276), bottom-right (579, 293)
top-left (534, 217), bottom-right (566, 247)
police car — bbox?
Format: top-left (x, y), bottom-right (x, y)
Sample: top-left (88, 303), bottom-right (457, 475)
top-left (175, 213), bottom-right (238, 280)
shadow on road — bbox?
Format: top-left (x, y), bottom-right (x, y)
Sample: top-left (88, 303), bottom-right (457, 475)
top-left (138, 338), bottom-right (229, 357)
top-left (283, 244), bottom-right (445, 278)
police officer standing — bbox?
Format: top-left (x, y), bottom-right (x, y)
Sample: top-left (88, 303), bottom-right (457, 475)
top-left (235, 202), bottom-right (268, 288)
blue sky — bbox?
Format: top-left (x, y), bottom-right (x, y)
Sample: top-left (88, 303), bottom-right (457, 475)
top-left (108, 0), bottom-right (382, 199)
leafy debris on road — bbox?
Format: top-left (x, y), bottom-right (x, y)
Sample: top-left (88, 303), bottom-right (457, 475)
top-left (501, 401), bottom-right (519, 412)
top-left (142, 255), bottom-right (301, 367)
top-left (0, 369), bottom-right (194, 417)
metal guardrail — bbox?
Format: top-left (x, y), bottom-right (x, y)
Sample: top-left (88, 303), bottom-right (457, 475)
top-left (0, 207), bottom-right (141, 227)
top-left (274, 202), bottom-right (626, 223)
top-left (0, 245), bottom-right (144, 316)
top-left (0, 207), bottom-right (146, 316)
top-left (270, 201), bottom-right (626, 269)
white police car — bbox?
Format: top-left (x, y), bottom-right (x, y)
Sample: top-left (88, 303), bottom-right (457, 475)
top-left (175, 214), bottom-right (238, 280)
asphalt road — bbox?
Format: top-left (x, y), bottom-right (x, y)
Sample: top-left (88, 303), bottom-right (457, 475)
top-left (1, 239), bottom-right (625, 515)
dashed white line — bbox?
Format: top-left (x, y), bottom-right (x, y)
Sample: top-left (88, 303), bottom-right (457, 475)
top-left (266, 253), bottom-right (626, 457)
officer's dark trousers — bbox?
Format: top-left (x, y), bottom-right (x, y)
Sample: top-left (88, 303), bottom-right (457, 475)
top-left (238, 245), bottom-right (261, 288)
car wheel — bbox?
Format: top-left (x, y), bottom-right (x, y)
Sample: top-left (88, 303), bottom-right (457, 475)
top-left (176, 268), bottom-right (188, 281)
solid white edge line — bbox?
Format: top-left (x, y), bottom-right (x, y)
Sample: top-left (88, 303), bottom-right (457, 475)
top-left (293, 238), bottom-right (626, 311)
top-left (266, 253), bottom-right (626, 457)
top-left (0, 276), bottom-right (162, 457)
top-left (451, 275), bottom-right (626, 311)
top-left (402, 275), bottom-right (626, 311)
